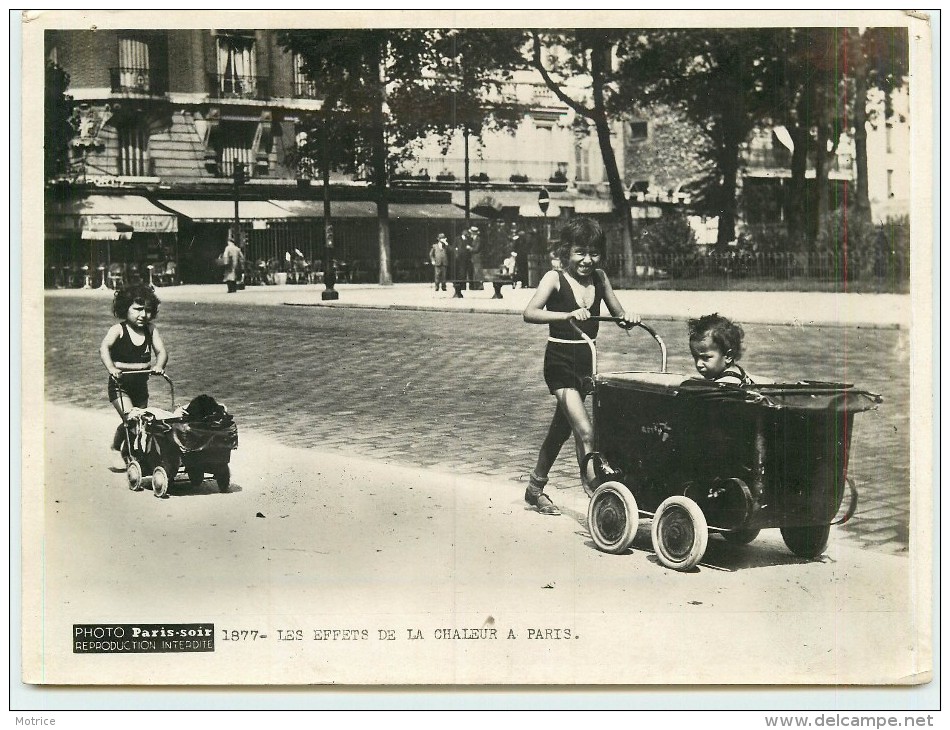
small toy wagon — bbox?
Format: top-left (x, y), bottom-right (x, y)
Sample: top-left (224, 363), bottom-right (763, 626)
top-left (117, 373), bottom-right (238, 497)
top-left (576, 318), bottom-right (882, 571)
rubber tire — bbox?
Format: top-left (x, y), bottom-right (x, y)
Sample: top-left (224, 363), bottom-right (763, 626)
top-left (152, 466), bottom-right (169, 498)
top-left (187, 468), bottom-right (205, 487)
top-left (781, 524), bottom-right (831, 559)
top-left (651, 496), bottom-right (709, 571)
top-left (722, 528), bottom-right (760, 545)
top-left (126, 459), bottom-right (143, 491)
top-left (587, 481), bottom-right (639, 554)
top-left (214, 465), bottom-right (230, 492)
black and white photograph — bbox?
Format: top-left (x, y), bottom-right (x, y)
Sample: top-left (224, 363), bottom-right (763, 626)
top-left (17, 8), bottom-right (935, 704)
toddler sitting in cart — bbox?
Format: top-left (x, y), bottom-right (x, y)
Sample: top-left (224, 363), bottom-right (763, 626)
top-left (688, 313), bottom-right (754, 386)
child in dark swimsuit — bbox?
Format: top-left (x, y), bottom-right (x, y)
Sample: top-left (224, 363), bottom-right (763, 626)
top-left (522, 217), bottom-right (639, 515)
top-left (99, 284), bottom-right (168, 470)
top-left (687, 313), bottom-right (754, 385)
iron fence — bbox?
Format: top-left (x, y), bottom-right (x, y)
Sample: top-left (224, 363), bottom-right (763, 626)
top-left (601, 250), bottom-right (909, 291)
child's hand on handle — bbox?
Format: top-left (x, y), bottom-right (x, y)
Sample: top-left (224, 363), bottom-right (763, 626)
top-left (150, 367), bottom-right (165, 376)
top-left (616, 311), bottom-right (641, 329)
top-left (570, 307), bottom-right (591, 321)
top-left (109, 368), bottom-right (123, 380)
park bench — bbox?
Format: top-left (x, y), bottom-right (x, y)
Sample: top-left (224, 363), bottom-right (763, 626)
top-left (450, 267), bottom-right (516, 299)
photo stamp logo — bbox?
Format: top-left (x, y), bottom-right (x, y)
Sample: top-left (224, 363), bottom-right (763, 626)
top-left (73, 624), bottom-right (215, 654)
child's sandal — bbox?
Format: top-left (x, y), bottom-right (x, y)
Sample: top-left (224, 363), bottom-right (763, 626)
top-left (524, 473), bottom-right (560, 516)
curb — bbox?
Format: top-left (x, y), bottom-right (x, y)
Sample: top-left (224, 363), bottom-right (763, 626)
top-left (281, 300), bottom-right (903, 329)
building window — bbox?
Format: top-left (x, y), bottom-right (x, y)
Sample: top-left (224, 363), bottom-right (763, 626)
top-left (293, 53), bottom-right (318, 98)
top-left (628, 120), bottom-right (648, 141)
top-left (574, 142), bottom-right (590, 182)
top-left (887, 169), bottom-right (894, 198)
top-left (215, 31), bottom-right (258, 98)
top-left (118, 35), bottom-right (150, 92)
top-left (885, 123), bottom-right (893, 153)
top-left (117, 121), bottom-right (149, 177)
top-left (212, 120), bottom-right (258, 178)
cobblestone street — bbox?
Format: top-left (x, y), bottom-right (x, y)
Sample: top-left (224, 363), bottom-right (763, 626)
top-left (43, 294), bottom-right (911, 555)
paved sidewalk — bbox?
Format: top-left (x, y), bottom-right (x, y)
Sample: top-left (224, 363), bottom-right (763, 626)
top-left (46, 282), bottom-right (911, 328)
top-left (26, 402), bottom-right (926, 687)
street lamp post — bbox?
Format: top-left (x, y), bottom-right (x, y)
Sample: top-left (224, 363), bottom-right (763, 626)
top-left (233, 161), bottom-right (246, 249)
top-left (321, 117), bottom-right (339, 301)
top-left (537, 187), bottom-right (550, 288)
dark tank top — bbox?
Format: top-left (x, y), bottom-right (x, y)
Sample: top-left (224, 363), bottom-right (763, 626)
top-left (109, 322), bottom-right (153, 364)
top-left (547, 270), bottom-right (604, 340)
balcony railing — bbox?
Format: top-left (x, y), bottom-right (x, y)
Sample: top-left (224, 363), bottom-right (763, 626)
top-left (207, 72), bottom-right (268, 100)
top-left (109, 66), bottom-right (167, 95)
top-left (292, 79), bottom-right (321, 99)
top-left (400, 157), bottom-right (568, 184)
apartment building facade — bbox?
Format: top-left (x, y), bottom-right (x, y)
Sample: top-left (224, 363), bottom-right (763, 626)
top-left (44, 28), bottom-right (473, 286)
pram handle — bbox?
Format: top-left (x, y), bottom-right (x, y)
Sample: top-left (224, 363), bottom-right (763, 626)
top-left (112, 371), bottom-right (175, 413)
top-left (568, 317), bottom-right (668, 374)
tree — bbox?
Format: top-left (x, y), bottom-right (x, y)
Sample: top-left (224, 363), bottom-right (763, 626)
top-left (280, 30), bottom-right (429, 285)
top-left (386, 29), bottom-right (527, 222)
top-left (851, 26), bottom-right (910, 221)
top-left (281, 29), bottom-right (528, 283)
top-left (616, 29), bottom-right (777, 250)
top-left (528, 30), bottom-right (638, 276)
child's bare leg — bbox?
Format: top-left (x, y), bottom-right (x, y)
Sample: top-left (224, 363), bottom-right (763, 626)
top-left (525, 399), bottom-right (574, 516)
top-left (553, 388), bottom-right (598, 490)
top-left (109, 398), bottom-right (130, 465)
top-left (530, 401), bottom-right (572, 481)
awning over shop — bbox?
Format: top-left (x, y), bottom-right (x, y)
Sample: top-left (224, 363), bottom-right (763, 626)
top-left (46, 195), bottom-right (178, 237)
top-left (157, 199), bottom-right (293, 223)
top-left (81, 220), bottom-right (134, 241)
top-left (270, 200), bottom-right (482, 220)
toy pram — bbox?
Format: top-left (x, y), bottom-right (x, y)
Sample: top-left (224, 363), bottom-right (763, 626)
top-left (116, 373), bottom-right (238, 497)
top-left (574, 317), bottom-right (882, 571)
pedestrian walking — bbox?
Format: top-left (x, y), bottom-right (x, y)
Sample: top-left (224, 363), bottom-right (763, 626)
top-left (99, 284), bottom-right (168, 471)
top-left (522, 217), bottom-right (638, 515)
top-left (466, 226), bottom-right (482, 275)
top-left (429, 232), bottom-right (450, 291)
top-left (456, 227), bottom-right (477, 281)
top-left (509, 222), bottom-right (530, 288)
top-left (222, 233), bottom-right (245, 294)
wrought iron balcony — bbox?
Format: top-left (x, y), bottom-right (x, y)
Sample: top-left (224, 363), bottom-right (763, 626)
top-left (109, 66), bottom-right (167, 95)
top-left (207, 72), bottom-right (268, 100)
top-left (292, 79), bottom-right (321, 99)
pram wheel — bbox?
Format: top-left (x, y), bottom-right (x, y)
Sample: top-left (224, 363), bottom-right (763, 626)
top-left (722, 528), bottom-right (760, 545)
top-left (214, 465), bottom-right (230, 492)
top-left (126, 459), bottom-right (143, 491)
top-left (186, 468), bottom-right (205, 487)
top-left (780, 524), bottom-right (831, 559)
top-left (651, 496), bottom-right (709, 571)
top-left (587, 482), bottom-right (639, 554)
top-left (152, 466), bottom-right (170, 498)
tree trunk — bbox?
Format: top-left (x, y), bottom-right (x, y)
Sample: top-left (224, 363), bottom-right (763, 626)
top-left (786, 123), bottom-right (809, 248)
top-left (372, 38), bottom-right (392, 286)
top-left (589, 38), bottom-right (635, 278)
top-left (815, 123), bottom-right (837, 236)
top-left (851, 28), bottom-right (872, 224)
top-left (715, 135), bottom-right (741, 250)
top-left (714, 67), bottom-right (745, 251)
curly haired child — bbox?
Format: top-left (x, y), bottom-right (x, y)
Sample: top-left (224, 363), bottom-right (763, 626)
top-left (687, 313), bottom-right (753, 385)
top-left (99, 284), bottom-right (168, 470)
